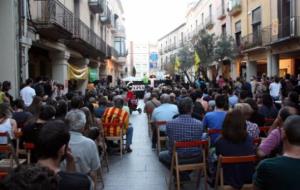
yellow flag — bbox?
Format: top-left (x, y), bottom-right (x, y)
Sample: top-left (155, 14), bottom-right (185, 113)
top-left (194, 51), bottom-right (200, 72)
top-left (175, 56), bottom-right (181, 72)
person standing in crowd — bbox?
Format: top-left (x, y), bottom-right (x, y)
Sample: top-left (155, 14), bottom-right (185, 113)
top-left (12, 99), bottom-right (32, 128)
top-left (102, 96), bottom-right (133, 152)
top-left (27, 96), bottom-right (43, 116)
top-left (20, 78), bottom-right (36, 108)
top-left (151, 94), bottom-right (179, 149)
top-left (159, 97), bottom-right (203, 180)
top-left (2, 81), bottom-right (13, 105)
top-left (202, 94), bottom-right (228, 144)
top-left (36, 121), bottom-right (92, 190)
top-left (64, 109), bottom-right (100, 187)
top-left (228, 88), bottom-right (239, 108)
top-left (269, 77), bottom-right (281, 101)
top-left (254, 115), bottom-right (300, 190)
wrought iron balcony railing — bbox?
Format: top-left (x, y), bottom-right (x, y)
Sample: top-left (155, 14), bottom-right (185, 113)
top-left (271, 16), bottom-right (300, 43)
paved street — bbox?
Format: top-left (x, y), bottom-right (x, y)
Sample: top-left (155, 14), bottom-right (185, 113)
top-left (102, 101), bottom-right (209, 190)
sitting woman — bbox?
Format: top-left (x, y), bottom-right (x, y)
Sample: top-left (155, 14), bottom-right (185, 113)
top-left (0, 103), bottom-right (17, 144)
top-left (234, 103), bottom-right (260, 139)
top-left (215, 109), bottom-right (255, 189)
top-left (258, 94), bottom-right (278, 121)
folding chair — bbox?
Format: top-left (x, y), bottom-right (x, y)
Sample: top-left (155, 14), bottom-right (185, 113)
top-left (169, 140), bottom-right (208, 190)
top-left (152, 121), bottom-right (167, 154)
top-left (0, 132), bottom-right (26, 173)
top-left (215, 155), bottom-right (257, 190)
top-left (102, 122), bottom-right (125, 158)
top-left (14, 131), bottom-right (35, 164)
top-left (207, 129), bottom-right (222, 147)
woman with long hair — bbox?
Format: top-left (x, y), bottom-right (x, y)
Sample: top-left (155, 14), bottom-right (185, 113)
top-left (215, 109), bottom-right (255, 189)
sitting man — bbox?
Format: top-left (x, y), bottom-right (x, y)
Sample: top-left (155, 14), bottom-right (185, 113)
top-left (159, 97), bottom-right (203, 179)
top-left (102, 95), bottom-right (133, 152)
top-left (151, 93), bottom-right (179, 149)
top-left (202, 94), bottom-right (228, 144)
top-left (254, 115), bottom-right (300, 190)
top-left (64, 110), bottom-right (100, 187)
top-left (36, 120), bottom-right (92, 190)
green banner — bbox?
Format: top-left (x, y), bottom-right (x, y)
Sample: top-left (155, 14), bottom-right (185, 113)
top-left (89, 68), bottom-right (99, 82)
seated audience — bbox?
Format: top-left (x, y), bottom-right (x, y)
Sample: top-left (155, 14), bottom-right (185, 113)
top-left (258, 94), bottom-right (278, 119)
top-left (12, 99), bottom-right (32, 128)
top-left (0, 103), bottom-right (17, 144)
top-left (254, 115), bottom-right (300, 190)
top-left (244, 98), bottom-right (265, 127)
top-left (36, 120), bottom-right (92, 190)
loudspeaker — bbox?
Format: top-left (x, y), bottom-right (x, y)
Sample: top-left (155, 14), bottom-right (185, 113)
top-left (175, 75), bottom-right (180, 82)
top-left (107, 75), bottom-right (112, 83)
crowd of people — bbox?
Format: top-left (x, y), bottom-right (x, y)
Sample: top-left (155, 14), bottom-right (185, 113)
top-left (0, 73), bottom-right (299, 189)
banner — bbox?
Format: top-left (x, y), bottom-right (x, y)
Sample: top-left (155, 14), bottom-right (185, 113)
top-left (89, 67), bottom-right (99, 82)
top-left (194, 51), bottom-right (201, 72)
top-left (68, 64), bottom-right (88, 80)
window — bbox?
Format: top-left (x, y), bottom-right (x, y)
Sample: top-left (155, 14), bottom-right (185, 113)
top-left (222, 24), bottom-right (226, 36)
top-left (235, 21), bottom-right (241, 46)
top-left (252, 7), bottom-right (261, 40)
top-left (209, 4), bottom-right (212, 20)
top-left (114, 37), bottom-right (126, 56)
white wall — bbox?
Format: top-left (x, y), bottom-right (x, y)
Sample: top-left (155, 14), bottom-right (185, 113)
top-left (0, 0), bottom-right (19, 98)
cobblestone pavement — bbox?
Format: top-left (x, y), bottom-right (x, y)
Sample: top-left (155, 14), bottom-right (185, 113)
top-left (101, 101), bottom-right (209, 190)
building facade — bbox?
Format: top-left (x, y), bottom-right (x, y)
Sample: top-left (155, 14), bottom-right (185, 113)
top-left (0, 0), bottom-right (127, 96)
top-left (158, 0), bottom-right (300, 81)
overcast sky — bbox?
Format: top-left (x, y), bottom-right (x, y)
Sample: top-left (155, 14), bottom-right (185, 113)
top-left (122, 0), bottom-right (196, 43)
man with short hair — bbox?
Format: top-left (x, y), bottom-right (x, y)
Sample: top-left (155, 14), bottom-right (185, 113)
top-left (269, 77), bottom-right (281, 101)
top-left (20, 78), bottom-right (36, 107)
top-left (202, 94), bottom-right (228, 144)
top-left (64, 110), bottom-right (100, 186)
top-left (102, 95), bottom-right (133, 152)
top-left (36, 120), bottom-right (92, 190)
top-left (159, 97), bottom-right (203, 168)
top-left (151, 94), bottom-right (179, 148)
top-left (254, 115), bottom-right (300, 190)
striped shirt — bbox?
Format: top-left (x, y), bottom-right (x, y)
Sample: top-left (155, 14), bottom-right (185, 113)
top-left (102, 107), bottom-right (129, 136)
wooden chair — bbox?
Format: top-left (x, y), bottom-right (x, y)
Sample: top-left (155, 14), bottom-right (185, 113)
top-left (14, 131), bottom-right (35, 164)
top-left (102, 122), bottom-right (125, 158)
top-left (152, 121), bottom-right (167, 154)
top-left (215, 155), bottom-right (257, 190)
top-left (0, 132), bottom-right (26, 173)
top-left (169, 140), bottom-right (208, 190)
top-left (207, 129), bottom-right (222, 147)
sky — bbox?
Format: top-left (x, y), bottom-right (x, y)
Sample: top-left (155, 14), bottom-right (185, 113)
top-left (122, 0), bottom-right (196, 43)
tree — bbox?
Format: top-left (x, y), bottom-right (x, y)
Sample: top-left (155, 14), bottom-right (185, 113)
top-left (176, 45), bottom-right (194, 83)
top-left (214, 34), bottom-right (238, 74)
top-left (132, 66), bottom-right (136, 77)
top-left (192, 29), bottom-right (215, 81)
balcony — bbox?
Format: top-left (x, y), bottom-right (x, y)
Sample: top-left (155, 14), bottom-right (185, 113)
top-left (228, 0), bottom-right (241, 17)
top-left (270, 16), bottom-right (300, 44)
top-left (205, 17), bottom-right (214, 30)
top-left (68, 18), bottom-right (106, 57)
top-left (31, 0), bottom-right (73, 40)
top-left (217, 5), bottom-right (226, 20)
top-left (88, 0), bottom-right (104, 14)
top-left (111, 47), bottom-right (126, 65)
top-left (100, 7), bottom-right (112, 26)
top-left (240, 27), bottom-right (271, 52)
top-left (113, 25), bottom-right (126, 37)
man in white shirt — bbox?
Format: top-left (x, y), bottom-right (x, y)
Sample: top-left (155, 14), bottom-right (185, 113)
top-left (269, 77), bottom-right (281, 101)
top-left (20, 79), bottom-right (36, 107)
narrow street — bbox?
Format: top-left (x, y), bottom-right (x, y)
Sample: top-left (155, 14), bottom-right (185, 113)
top-left (102, 101), bottom-right (209, 190)
top-left (102, 101), bottom-right (169, 190)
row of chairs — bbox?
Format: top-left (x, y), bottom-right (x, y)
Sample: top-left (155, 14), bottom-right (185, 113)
top-left (148, 120), bottom-right (271, 190)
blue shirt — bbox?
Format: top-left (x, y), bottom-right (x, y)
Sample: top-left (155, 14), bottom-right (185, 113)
top-left (166, 115), bottom-right (203, 156)
top-left (202, 111), bottom-right (226, 144)
top-left (151, 103), bottom-right (179, 132)
top-left (228, 95), bottom-right (239, 107)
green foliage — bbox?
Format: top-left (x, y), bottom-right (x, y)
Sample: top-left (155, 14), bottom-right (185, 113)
top-left (177, 45), bottom-right (194, 72)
